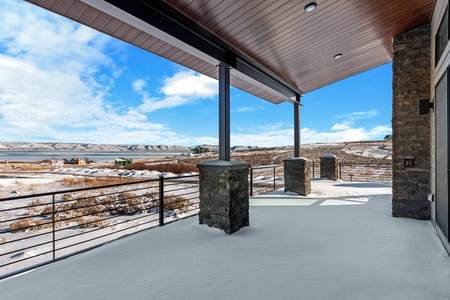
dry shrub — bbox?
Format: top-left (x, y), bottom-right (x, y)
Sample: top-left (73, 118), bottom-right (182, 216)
top-left (9, 218), bottom-right (33, 232)
top-left (75, 215), bottom-right (107, 228)
top-left (119, 162), bottom-right (198, 174)
top-left (25, 198), bottom-right (46, 215)
top-left (164, 195), bottom-right (190, 213)
top-left (60, 177), bottom-right (139, 188)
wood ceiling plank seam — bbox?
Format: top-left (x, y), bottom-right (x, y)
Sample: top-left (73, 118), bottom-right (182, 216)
top-left (188, 0), bottom-right (235, 27)
top-left (112, 23), bottom-right (135, 40)
top-left (205, 0), bottom-right (258, 30)
top-left (122, 27), bottom-right (144, 44)
top-left (165, 48), bottom-right (190, 62)
top-left (156, 45), bottom-right (179, 60)
top-left (210, 0), bottom-right (289, 40)
top-left (90, 13), bottom-right (114, 31)
top-left (66, 0), bottom-right (89, 21)
top-left (138, 36), bottom-right (160, 50)
top-left (153, 42), bottom-right (177, 58)
top-left (173, 0), bottom-right (213, 19)
top-left (145, 39), bottom-right (168, 53)
top-left (131, 32), bottom-right (152, 47)
top-left (195, 0), bottom-right (251, 29)
top-left (50, 0), bottom-right (76, 15)
top-left (222, 0), bottom-right (300, 48)
top-left (78, 6), bottom-right (102, 26)
top-left (185, 59), bottom-right (216, 76)
top-left (32, 0), bottom-right (57, 10)
top-left (101, 17), bottom-right (123, 36)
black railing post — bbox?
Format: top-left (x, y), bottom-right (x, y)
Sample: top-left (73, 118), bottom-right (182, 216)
top-left (339, 163), bottom-right (342, 180)
top-left (52, 194), bottom-right (56, 261)
top-left (250, 169), bottom-right (253, 196)
top-left (312, 162), bottom-right (315, 178)
top-left (273, 166), bottom-right (276, 190)
top-left (159, 177), bottom-right (164, 226)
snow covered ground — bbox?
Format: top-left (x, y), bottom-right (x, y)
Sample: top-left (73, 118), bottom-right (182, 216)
top-left (1, 179), bottom-right (450, 299)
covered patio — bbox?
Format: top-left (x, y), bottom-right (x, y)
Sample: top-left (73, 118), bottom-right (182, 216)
top-left (1, 180), bottom-right (450, 299)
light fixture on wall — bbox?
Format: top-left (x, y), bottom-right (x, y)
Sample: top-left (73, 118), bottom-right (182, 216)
top-left (418, 98), bottom-right (434, 114)
top-left (334, 53), bottom-right (343, 59)
top-left (304, 2), bottom-right (317, 12)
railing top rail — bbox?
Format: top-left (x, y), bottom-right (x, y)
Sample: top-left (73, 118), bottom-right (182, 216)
top-left (250, 164), bottom-right (280, 170)
top-left (0, 174), bottom-right (198, 202)
top-left (338, 162), bottom-right (392, 166)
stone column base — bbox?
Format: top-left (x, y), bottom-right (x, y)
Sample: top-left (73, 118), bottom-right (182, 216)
top-left (320, 154), bottom-right (338, 181)
top-left (197, 160), bottom-right (250, 234)
top-left (284, 157), bottom-right (311, 196)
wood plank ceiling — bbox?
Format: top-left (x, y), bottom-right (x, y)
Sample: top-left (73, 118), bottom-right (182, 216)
top-left (26, 0), bottom-right (435, 104)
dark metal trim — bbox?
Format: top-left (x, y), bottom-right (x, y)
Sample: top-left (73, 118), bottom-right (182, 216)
top-left (104, 0), bottom-right (302, 99)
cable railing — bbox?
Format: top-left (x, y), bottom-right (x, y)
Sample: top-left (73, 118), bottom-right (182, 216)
top-left (0, 174), bottom-right (199, 279)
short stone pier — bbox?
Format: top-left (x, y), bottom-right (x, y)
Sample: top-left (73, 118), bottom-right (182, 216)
top-left (197, 160), bottom-right (250, 234)
top-left (283, 157), bottom-right (311, 196)
top-left (320, 154), bottom-right (338, 181)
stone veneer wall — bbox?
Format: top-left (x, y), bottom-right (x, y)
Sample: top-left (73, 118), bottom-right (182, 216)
top-left (392, 24), bottom-right (431, 220)
top-left (197, 160), bottom-right (250, 234)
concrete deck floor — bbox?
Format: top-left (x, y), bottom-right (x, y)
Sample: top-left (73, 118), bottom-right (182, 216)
top-left (1, 181), bottom-right (450, 300)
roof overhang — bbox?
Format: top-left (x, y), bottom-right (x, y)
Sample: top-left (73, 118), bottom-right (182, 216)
top-left (25, 0), bottom-right (435, 104)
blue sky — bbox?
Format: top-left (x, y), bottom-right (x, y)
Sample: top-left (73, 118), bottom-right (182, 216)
top-left (0, 0), bottom-right (392, 147)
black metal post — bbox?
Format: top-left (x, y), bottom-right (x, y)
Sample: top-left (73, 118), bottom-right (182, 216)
top-left (294, 94), bottom-right (301, 157)
top-left (219, 63), bottom-right (231, 161)
top-left (159, 177), bottom-right (164, 226)
top-left (339, 163), bottom-right (342, 179)
top-left (52, 194), bottom-right (56, 261)
top-left (273, 166), bottom-right (276, 190)
top-left (312, 162), bottom-right (315, 179)
top-left (250, 169), bottom-right (253, 196)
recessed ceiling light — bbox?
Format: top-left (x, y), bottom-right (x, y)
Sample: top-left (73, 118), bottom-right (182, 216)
top-left (334, 53), bottom-right (343, 59)
top-left (304, 2), bottom-right (317, 12)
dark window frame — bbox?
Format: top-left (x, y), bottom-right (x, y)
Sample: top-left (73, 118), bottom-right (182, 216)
top-left (436, 3), bottom-right (450, 66)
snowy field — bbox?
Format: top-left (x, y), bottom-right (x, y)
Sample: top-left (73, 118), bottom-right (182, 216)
top-left (0, 172), bottom-right (200, 277)
top-left (1, 179), bottom-right (450, 299)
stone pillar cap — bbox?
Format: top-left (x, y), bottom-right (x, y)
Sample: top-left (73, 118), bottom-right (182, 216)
top-left (197, 160), bottom-right (250, 169)
top-left (320, 154), bottom-right (336, 159)
top-left (284, 157), bottom-right (309, 161)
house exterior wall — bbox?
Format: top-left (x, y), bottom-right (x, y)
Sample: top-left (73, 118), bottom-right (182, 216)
top-left (392, 24), bottom-right (432, 220)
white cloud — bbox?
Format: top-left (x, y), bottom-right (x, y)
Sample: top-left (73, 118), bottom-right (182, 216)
top-left (132, 79), bottom-right (147, 93)
top-left (336, 110), bottom-right (379, 121)
top-left (0, 1), bottom-right (173, 144)
top-left (232, 106), bottom-right (264, 113)
top-left (228, 120), bottom-right (392, 147)
top-left (137, 71), bottom-right (217, 113)
top-left (331, 122), bottom-right (352, 131)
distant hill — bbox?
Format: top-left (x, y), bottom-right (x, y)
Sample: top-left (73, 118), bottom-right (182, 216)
top-left (0, 142), bottom-right (260, 152)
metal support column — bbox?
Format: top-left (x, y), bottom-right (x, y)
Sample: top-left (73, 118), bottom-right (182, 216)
top-left (219, 63), bottom-right (231, 161)
top-left (294, 94), bottom-right (301, 157)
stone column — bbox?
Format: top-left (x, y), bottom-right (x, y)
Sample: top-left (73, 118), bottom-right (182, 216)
top-left (392, 24), bottom-right (431, 220)
top-left (320, 154), bottom-right (338, 181)
top-left (284, 157), bottom-right (311, 196)
top-left (197, 160), bottom-right (250, 234)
